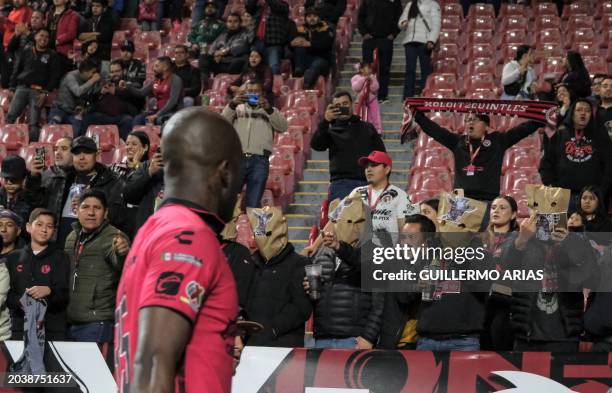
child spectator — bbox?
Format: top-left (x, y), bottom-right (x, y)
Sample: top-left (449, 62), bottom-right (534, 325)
top-left (138, 0), bottom-right (159, 31)
top-left (351, 61), bottom-right (382, 134)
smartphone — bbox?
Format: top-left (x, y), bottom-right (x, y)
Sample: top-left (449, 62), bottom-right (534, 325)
top-left (336, 106), bottom-right (349, 116)
top-left (35, 147), bottom-right (46, 163)
top-left (246, 93), bottom-right (259, 106)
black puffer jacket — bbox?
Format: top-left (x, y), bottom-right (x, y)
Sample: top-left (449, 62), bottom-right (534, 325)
top-left (122, 161), bottom-right (164, 236)
top-left (312, 244), bottom-right (384, 344)
top-left (245, 243), bottom-right (312, 347)
top-left (510, 234), bottom-right (595, 341)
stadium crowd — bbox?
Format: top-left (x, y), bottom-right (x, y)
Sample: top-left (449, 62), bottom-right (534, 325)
top-left (0, 0), bottom-right (607, 384)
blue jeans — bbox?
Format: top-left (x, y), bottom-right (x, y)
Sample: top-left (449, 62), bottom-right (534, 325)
top-left (49, 107), bottom-right (82, 137)
top-left (315, 337), bottom-right (357, 349)
top-left (293, 47), bottom-right (330, 89)
top-left (403, 42), bottom-right (432, 99)
top-left (416, 336), bottom-right (480, 351)
top-left (265, 46), bottom-right (284, 75)
top-left (70, 321), bottom-right (114, 343)
top-left (240, 154), bottom-right (270, 208)
top-left (81, 112), bottom-right (133, 139)
top-left (329, 179), bottom-right (368, 202)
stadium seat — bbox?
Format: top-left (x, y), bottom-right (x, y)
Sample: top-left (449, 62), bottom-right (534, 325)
top-left (408, 190), bottom-right (442, 204)
top-left (574, 42), bottom-right (598, 57)
top-left (440, 15), bottom-right (461, 30)
top-left (502, 148), bottom-right (540, 174)
top-left (601, 29), bottom-right (612, 49)
top-left (442, 2), bottom-right (463, 18)
top-left (409, 168), bottom-right (453, 192)
top-left (514, 132), bottom-right (541, 150)
top-left (468, 3), bottom-right (495, 19)
top-left (39, 124), bottom-right (73, 144)
top-left (137, 31), bottom-right (162, 56)
top-left (467, 16), bottom-right (495, 32)
top-left (538, 29), bottom-right (562, 46)
top-left (466, 90), bottom-right (497, 99)
top-left (468, 58), bottom-right (496, 76)
top-left (562, 2), bottom-right (589, 19)
top-left (566, 15), bottom-right (594, 32)
top-left (465, 44), bottom-right (494, 63)
top-left (583, 56), bottom-right (608, 76)
top-left (426, 112), bottom-right (458, 132)
top-left (424, 73), bottom-right (458, 92)
top-left (498, 29), bottom-right (529, 49)
top-left (119, 18), bottom-right (139, 34)
top-left (236, 215), bottom-right (257, 252)
top-left (412, 148), bottom-right (455, 172)
top-left (600, 2), bottom-right (612, 18)
top-left (435, 43), bottom-right (459, 62)
top-left (602, 15), bottom-right (612, 31)
top-left (438, 29), bottom-right (462, 46)
top-left (534, 2), bottom-right (558, 17)
top-left (415, 133), bottom-right (447, 152)
top-left (433, 58), bottom-right (460, 75)
top-left (284, 109), bottom-right (313, 134)
top-left (426, 89), bottom-right (456, 99)
top-left (18, 142), bottom-right (54, 170)
top-left (112, 144), bottom-right (128, 164)
top-left (463, 73), bottom-right (496, 93)
top-left (466, 30), bottom-right (494, 47)
top-left (211, 73), bottom-right (236, 93)
top-left (501, 16), bottom-right (528, 32)
top-left (535, 15), bottom-right (561, 30)
top-left (501, 169), bottom-right (541, 194)
top-left (112, 31), bottom-right (127, 49)
top-left (499, 3), bottom-right (525, 18)
top-left (539, 56), bottom-right (566, 75)
top-left (534, 43), bottom-right (564, 63)
top-left (284, 90), bottom-right (321, 114)
top-left (0, 144), bottom-right (8, 164)
top-left (0, 124), bottom-right (28, 151)
top-left (0, 90), bottom-right (12, 113)
top-left (265, 167), bottom-right (286, 197)
top-left (85, 125), bottom-right (120, 151)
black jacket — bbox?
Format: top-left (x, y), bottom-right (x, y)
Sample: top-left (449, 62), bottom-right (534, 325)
top-left (596, 105), bottom-right (612, 142)
top-left (415, 111), bottom-right (542, 201)
top-left (585, 247), bottom-right (612, 340)
top-left (305, 0), bottom-right (346, 25)
top-left (311, 115), bottom-right (386, 181)
top-left (378, 292), bottom-right (420, 349)
top-left (295, 21), bottom-right (335, 60)
top-left (223, 240), bottom-right (256, 310)
top-left (357, 0), bottom-right (403, 39)
top-left (0, 188), bottom-right (37, 239)
top-left (540, 103), bottom-right (612, 195)
top-left (312, 244), bottom-right (384, 344)
top-left (246, 0), bottom-right (297, 46)
top-left (175, 63), bottom-right (202, 98)
top-left (6, 244), bottom-right (70, 340)
top-left (9, 47), bottom-right (61, 91)
top-left (122, 161), bottom-right (163, 235)
top-left (82, 10), bottom-right (117, 59)
top-left (244, 243), bottom-right (312, 347)
top-left (561, 70), bottom-right (592, 99)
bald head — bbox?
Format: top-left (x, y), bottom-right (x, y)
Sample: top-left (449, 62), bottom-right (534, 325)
top-left (162, 108), bottom-right (243, 221)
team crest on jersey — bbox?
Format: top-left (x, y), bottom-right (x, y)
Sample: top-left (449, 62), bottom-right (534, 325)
top-left (482, 139), bottom-right (491, 147)
top-left (180, 281), bottom-right (205, 311)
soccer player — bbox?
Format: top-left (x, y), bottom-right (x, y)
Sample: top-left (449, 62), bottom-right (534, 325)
top-left (114, 108), bottom-right (243, 393)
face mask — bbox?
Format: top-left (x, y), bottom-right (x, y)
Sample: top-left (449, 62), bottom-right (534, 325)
top-left (247, 206), bottom-right (288, 261)
top-left (329, 196), bottom-right (365, 245)
top-left (525, 185), bottom-right (571, 241)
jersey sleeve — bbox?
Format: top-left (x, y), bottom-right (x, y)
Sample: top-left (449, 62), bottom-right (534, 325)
top-left (396, 190), bottom-right (410, 219)
top-left (138, 227), bottom-right (220, 323)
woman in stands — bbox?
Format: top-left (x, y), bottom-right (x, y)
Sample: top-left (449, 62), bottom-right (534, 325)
top-left (228, 48), bottom-right (273, 101)
top-left (560, 50), bottom-right (591, 99)
top-left (481, 195), bottom-right (520, 350)
top-left (576, 185), bottom-right (612, 246)
top-left (419, 198), bottom-right (438, 228)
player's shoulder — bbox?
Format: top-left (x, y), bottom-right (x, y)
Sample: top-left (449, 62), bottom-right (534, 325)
top-left (144, 204), bottom-right (220, 244)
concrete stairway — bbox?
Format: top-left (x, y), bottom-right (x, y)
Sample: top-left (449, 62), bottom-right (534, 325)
top-left (286, 32), bottom-right (413, 251)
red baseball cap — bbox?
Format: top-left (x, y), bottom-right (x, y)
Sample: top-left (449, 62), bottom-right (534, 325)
top-left (358, 151), bottom-right (392, 168)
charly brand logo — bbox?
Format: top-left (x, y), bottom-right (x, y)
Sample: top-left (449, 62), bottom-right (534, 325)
top-left (492, 371), bottom-right (578, 393)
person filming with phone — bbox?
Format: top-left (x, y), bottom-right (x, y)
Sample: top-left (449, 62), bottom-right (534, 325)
top-left (311, 91), bottom-right (386, 201)
top-left (222, 79), bottom-right (288, 208)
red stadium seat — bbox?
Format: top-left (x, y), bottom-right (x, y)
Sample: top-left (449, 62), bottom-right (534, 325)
top-left (409, 168), bottom-right (453, 192)
top-left (426, 112), bottom-right (458, 132)
top-left (265, 167), bottom-right (286, 197)
top-left (211, 73), bottom-right (236, 93)
top-left (600, 2), bottom-right (612, 18)
top-left (502, 148), bottom-right (540, 174)
top-left (111, 31), bottom-right (127, 49)
top-left (566, 15), bottom-right (594, 31)
top-left (468, 58), bottom-right (496, 76)
top-left (539, 56), bottom-right (565, 75)
top-left (284, 90), bottom-right (321, 114)
top-left (0, 124), bottom-right (28, 151)
top-left (499, 3), bottom-right (525, 18)
top-left (284, 109), bottom-right (313, 134)
top-left (501, 170), bottom-right (541, 194)
top-left (415, 132), bottom-right (447, 152)
top-left (467, 16), bottom-right (494, 32)
top-left (575, 42), bottom-right (598, 57)
top-left (0, 90), bottom-right (12, 113)
top-left (424, 73), bottom-right (458, 92)
top-left (538, 29), bottom-right (562, 46)
top-left (498, 44), bottom-right (520, 64)
top-left (119, 18), bottom-right (139, 34)
top-left (466, 30), bottom-right (494, 47)
top-left (39, 124), bottom-right (73, 144)
top-left (601, 29), bottom-right (612, 49)
top-left (501, 16), bottom-right (528, 32)
top-left (466, 90), bottom-right (497, 99)
top-left (535, 2), bottom-right (558, 17)
top-left (535, 15), bottom-right (561, 30)
top-left (412, 148), bottom-right (455, 172)
top-left (468, 3), bottom-right (494, 19)
top-left (442, 3), bottom-right (463, 18)
top-left (463, 73), bottom-right (496, 93)
top-left (426, 88), bottom-right (457, 98)
top-left (570, 29), bottom-right (596, 46)
top-left (203, 90), bottom-right (227, 108)
top-left (433, 58), bottom-right (460, 75)
top-left (440, 15), bottom-right (461, 30)
top-left (435, 43), bottom-right (459, 61)
top-left (18, 143), bottom-right (54, 170)
top-left (465, 44), bottom-right (494, 63)
top-left (498, 29), bottom-right (529, 49)
top-left (85, 125), bottom-right (120, 151)
top-left (0, 144), bottom-right (8, 164)
top-left (602, 15), bottom-right (612, 31)
top-left (438, 29), bottom-right (461, 46)
top-left (112, 145), bottom-right (128, 164)
top-left (514, 132), bottom-right (541, 150)
top-left (583, 56), bottom-right (608, 76)
top-left (562, 2), bottom-right (589, 19)
top-left (534, 43), bottom-right (564, 63)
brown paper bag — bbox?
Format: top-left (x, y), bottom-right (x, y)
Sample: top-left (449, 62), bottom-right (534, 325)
top-left (247, 206), bottom-right (288, 261)
top-left (328, 195), bottom-right (366, 245)
top-left (525, 184), bottom-right (570, 241)
top-left (437, 191), bottom-right (487, 233)
top-left (221, 194), bottom-right (243, 241)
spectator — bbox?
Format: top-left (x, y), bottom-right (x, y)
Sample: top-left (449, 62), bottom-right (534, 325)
top-left (412, 110), bottom-right (543, 202)
top-left (304, 0), bottom-right (345, 26)
top-left (0, 255), bottom-right (9, 341)
top-left (560, 50), bottom-right (592, 99)
top-left (540, 99), bottom-right (612, 210)
top-left (2, 0), bottom-right (33, 53)
top-left (65, 189), bottom-right (129, 344)
top-left (222, 80), bottom-right (288, 208)
top-left (379, 214), bottom-right (435, 349)
top-left (122, 145), bottom-right (163, 236)
top-left (187, 0), bottom-right (225, 56)
top-left (228, 48), bottom-right (273, 100)
top-left (398, 0), bottom-right (440, 101)
top-left (200, 13), bottom-right (252, 80)
top-left (244, 207), bottom-right (311, 347)
top-left (311, 91), bottom-right (385, 201)
top-left (6, 28), bottom-right (61, 142)
top-left (78, 0), bottom-right (116, 60)
top-left (42, 137), bottom-right (73, 185)
top-left (81, 60), bottom-right (138, 139)
top-left (310, 196), bottom-right (383, 349)
top-left (126, 56), bottom-right (183, 126)
top-left (6, 10), bottom-right (45, 60)
top-left (138, 0), bottom-right (159, 31)
top-left (576, 185), bottom-right (612, 246)
top-left (590, 73), bottom-right (607, 106)
top-left (358, 0), bottom-right (404, 103)
top-left (241, 10), bottom-right (255, 36)
top-left (501, 44), bottom-right (537, 100)
top-left (585, 252), bottom-right (612, 352)
top-left (596, 76), bottom-right (612, 142)
top-left (419, 198), bottom-right (438, 225)
top-left (6, 208), bottom-right (70, 340)
top-left (223, 238), bottom-right (256, 315)
top-left (191, 0), bottom-right (227, 26)
top-left (27, 136), bottom-right (126, 246)
top-left (0, 156), bottom-right (35, 233)
top-left (174, 44), bottom-right (201, 107)
top-left (290, 8), bottom-right (335, 89)
top-left (351, 61), bottom-right (382, 133)
top-left (79, 39), bottom-right (104, 71)
top-left (118, 40), bottom-right (146, 89)
top-left (49, 59), bottom-right (101, 136)
top-left (556, 83), bottom-right (572, 125)
top-left (0, 209), bottom-right (24, 256)
top-left (246, 0), bottom-right (297, 75)
top-left (47, 0), bottom-right (80, 74)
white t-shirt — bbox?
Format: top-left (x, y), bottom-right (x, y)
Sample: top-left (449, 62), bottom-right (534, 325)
top-left (349, 184), bottom-right (417, 234)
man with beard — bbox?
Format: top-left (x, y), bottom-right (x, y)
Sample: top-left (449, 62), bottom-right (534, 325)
top-left (81, 60), bottom-right (138, 139)
top-left (290, 8), bottom-right (334, 89)
top-left (188, 0), bottom-right (225, 57)
top-left (114, 108), bottom-right (244, 393)
top-left (596, 76), bottom-right (612, 142)
top-left (6, 28), bottom-right (61, 141)
top-left (199, 13), bottom-right (252, 80)
top-left (122, 56), bottom-right (183, 126)
top-left (118, 40), bottom-right (146, 89)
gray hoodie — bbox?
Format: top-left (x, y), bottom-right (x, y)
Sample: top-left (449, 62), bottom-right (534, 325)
top-left (54, 70), bottom-right (98, 114)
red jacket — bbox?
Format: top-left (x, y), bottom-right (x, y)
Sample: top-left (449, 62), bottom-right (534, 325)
top-left (48, 8), bottom-right (79, 56)
top-left (3, 6), bottom-right (33, 49)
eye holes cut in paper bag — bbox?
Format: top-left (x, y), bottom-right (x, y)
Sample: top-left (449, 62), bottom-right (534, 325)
top-left (247, 206), bottom-right (288, 261)
top-left (525, 184), bottom-right (570, 241)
